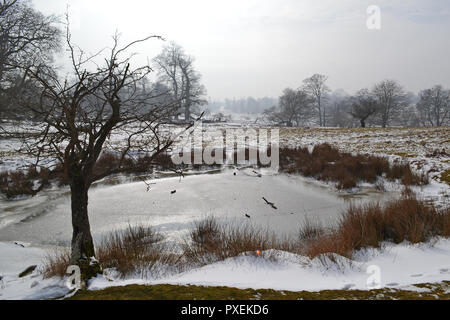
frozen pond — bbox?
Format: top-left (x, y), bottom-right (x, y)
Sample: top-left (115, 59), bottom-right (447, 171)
top-left (0, 169), bottom-right (395, 247)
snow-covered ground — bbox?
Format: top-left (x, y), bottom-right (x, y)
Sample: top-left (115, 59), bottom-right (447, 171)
top-left (0, 242), bottom-right (69, 300)
top-left (0, 125), bottom-right (449, 299)
top-left (92, 238), bottom-right (450, 292)
top-left (1, 238), bottom-right (449, 299)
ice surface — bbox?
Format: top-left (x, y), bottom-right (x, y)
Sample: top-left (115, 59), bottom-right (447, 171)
top-left (0, 169), bottom-right (393, 246)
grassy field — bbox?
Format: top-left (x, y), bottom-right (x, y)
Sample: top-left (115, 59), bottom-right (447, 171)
top-left (69, 281), bottom-right (450, 300)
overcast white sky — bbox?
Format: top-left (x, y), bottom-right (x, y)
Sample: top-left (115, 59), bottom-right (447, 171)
top-left (34, 0), bottom-right (450, 100)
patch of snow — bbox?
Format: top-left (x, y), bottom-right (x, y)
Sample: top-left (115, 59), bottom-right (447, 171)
top-left (0, 242), bottom-right (70, 300)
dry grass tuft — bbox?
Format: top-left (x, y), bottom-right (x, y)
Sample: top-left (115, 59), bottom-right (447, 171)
top-left (43, 225), bottom-right (179, 279)
top-left (41, 248), bottom-right (71, 279)
top-left (182, 217), bottom-right (292, 265)
top-left (305, 193), bottom-right (450, 259)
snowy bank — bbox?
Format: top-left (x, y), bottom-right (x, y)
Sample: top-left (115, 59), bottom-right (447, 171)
top-left (89, 238), bottom-right (450, 293)
top-left (1, 238), bottom-right (449, 299)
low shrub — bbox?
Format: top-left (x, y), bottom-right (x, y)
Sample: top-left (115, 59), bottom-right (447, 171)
top-left (97, 225), bottom-right (176, 278)
top-left (279, 143), bottom-right (428, 189)
top-left (0, 170), bottom-right (37, 198)
top-left (305, 193), bottom-right (450, 259)
top-left (182, 217), bottom-right (291, 265)
top-left (41, 248), bottom-right (71, 279)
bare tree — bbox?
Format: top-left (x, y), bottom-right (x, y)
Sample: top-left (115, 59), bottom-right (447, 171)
top-left (154, 42), bottom-right (206, 122)
top-left (416, 85), bottom-right (450, 127)
top-left (0, 0), bottom-right (17, 16)
top-left (348, 89), bottom-right (380, 128)
top-left (0, 0), bottom-right (60, 118)
top-left (302, 74), bottom-right (330, 127)
top-left (264, 88), bottom-right (312, 127)
top-left (396, 92), bottom-right (418, 127)
top-left (372, 80), bottom-right (407, 128)
top-left (3, 23), bottom-right (193, 282)
top-left (327, 89), bottom-right (353, 128)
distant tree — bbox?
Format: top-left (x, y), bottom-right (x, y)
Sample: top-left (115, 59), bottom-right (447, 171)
top-left (348, 89), bottom-right (379, 128)
top-left (264, 88), bottom-right (312, 127)
top-left (154, 42), bottom-right (206, 122)
top-left (416, 85), bottom-right (450, 127)
top-left (211, 97), bottom-right (278, 114)
top-left (396, 92), bottom-right (418, 127)
top-left (0, 0), bottom-right (60, 118)
top-left (372, 80), bottom-right (408, 128)
top-left (327, 89), bottom-right (353, 128)
top-left (212, 112), bottom-right (226, 122)
top-left (302, 74), bottom-right (330, 127)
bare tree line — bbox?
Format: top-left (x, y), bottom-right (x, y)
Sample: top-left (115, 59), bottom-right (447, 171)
top-left (265, 75), bottom-right (450, 128)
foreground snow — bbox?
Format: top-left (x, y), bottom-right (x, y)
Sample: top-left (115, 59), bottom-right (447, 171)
top-left (0, 242), bottom-right (69, 300)
top-left (1, 238), bottom-right (449, 299)
top-left (90, 238), bottom-right (450, 293)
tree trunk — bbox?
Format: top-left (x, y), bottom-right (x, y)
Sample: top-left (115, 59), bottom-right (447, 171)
top-left (184, 104), bottom-right (191, 122)
top-left (318, 105), bottom-right (322, 127)
top-left (360, 119), bottom-right (366, 128)
top-left (69, 178), bottom-right (101, 285)
top-left (381, 113), bottom-right (388, 128)
top-left (322, 108), bottom-right (326, 127)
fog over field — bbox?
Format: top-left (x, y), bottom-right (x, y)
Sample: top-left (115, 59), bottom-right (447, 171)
top-left (33, 0), bottom-right (450, 99)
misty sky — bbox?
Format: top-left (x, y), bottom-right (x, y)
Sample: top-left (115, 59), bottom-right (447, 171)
top-left (34, 0), bottom-right (450, 100)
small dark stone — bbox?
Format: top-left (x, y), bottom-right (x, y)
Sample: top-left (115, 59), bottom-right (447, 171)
top-left (233, 172), bottom-right (236, 176)
top-left (19, 265), bottom-right (37, 278)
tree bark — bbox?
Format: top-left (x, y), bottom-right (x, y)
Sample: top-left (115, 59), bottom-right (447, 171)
top-left (184, 104), bottom-right (191, 122)
top-left (184, 73), bottom-right (192, 122)
top-left (69, 177), bottom-right (101, 285)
